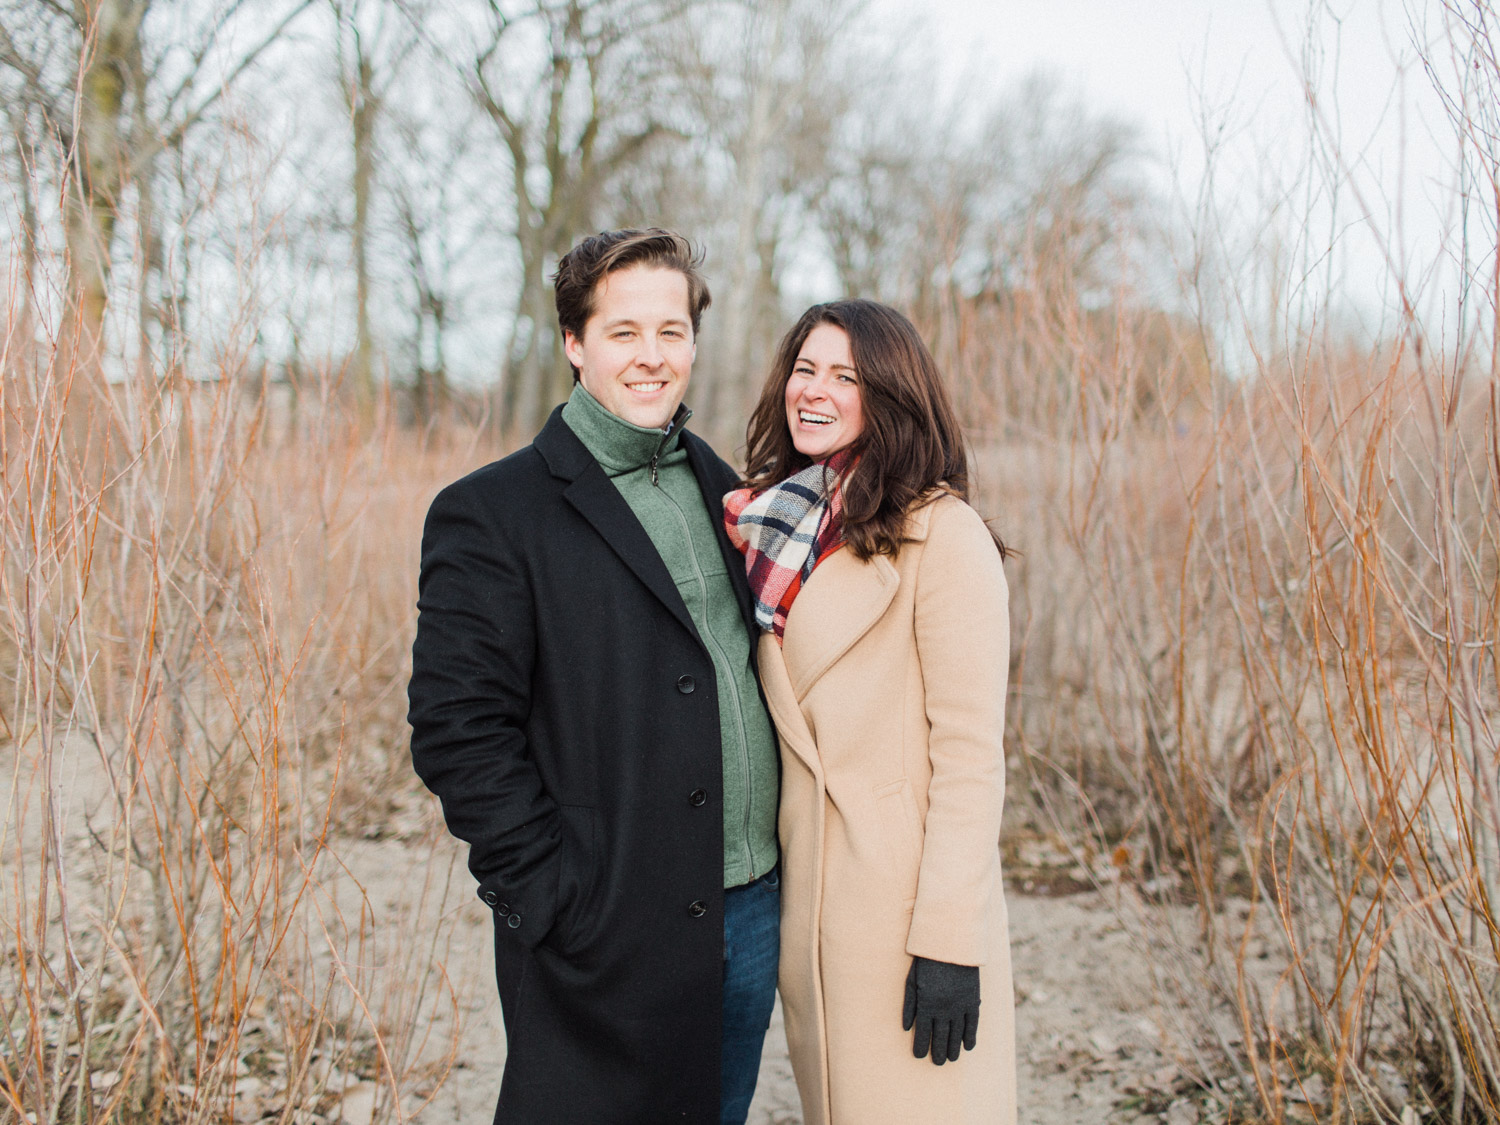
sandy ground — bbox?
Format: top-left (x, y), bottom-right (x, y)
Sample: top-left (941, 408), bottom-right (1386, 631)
top-left (393, 850), bottom-right (1187, 1125)
top-left (6, 754), bottom-right (1206, 1124)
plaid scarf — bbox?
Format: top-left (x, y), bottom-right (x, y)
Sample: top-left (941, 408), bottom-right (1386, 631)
top-left (724, 450), bottom-right (854, 643)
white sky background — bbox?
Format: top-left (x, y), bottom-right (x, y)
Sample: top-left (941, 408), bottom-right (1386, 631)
top-left (884, 0), bottom-right (1484, 348)
top-left (39, 0), bottom-right (1480, 383)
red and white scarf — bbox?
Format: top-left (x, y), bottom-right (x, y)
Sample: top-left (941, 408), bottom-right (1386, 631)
top-left (724, 450), bottom-right (853, 643)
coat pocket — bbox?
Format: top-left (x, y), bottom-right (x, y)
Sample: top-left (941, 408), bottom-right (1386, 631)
top-left (872, 778), bottom-right (924, 907)
top-left (546, 805), bottom-right (599, 956)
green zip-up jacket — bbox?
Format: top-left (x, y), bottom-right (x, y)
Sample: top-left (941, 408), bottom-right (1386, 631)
top-left (562, 383), bottom-right (779, 888)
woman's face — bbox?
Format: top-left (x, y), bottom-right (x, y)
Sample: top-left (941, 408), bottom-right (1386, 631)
top-left (784, 323), bottom-right (864, 459)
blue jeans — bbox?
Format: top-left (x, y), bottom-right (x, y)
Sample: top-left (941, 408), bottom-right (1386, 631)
top-left (721, 866), bottom-right (780, 1124)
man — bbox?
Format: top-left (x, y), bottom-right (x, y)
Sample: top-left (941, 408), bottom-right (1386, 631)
top-left (407, 229), bottom-right (781, 1124)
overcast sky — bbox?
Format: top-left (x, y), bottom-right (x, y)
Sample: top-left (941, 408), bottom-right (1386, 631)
top-left (889, 0), bottom-right (1472, 337)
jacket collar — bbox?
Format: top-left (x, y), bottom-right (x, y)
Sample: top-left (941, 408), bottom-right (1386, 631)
top-left (559, 383), bottom-right (688, 476)
top-left (533, 405), bottom-right (596, 482)
top-left (777, 494), bottom-right (947, 699)
top-left (756, 636), bottom-right (822, 780)
top-left (533, 406), bottom-right (701, 644)
top-left (782, 549), bottom-right (899, 701)
top-left (535, 402), bottom-right (693, 478)
top-left (532, 402), bottom-right (757, 649)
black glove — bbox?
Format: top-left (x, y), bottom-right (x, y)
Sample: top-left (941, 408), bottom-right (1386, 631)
top-left (902, 956), bottom-right (980, 1065)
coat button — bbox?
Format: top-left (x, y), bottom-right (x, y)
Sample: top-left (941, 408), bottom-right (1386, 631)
top-left (507, 913), bottom-right (522, 929)
top-left (689, 788), bottom-right (707, 807)
top-left (677, 674), bottom-right (695, 694)
top-left (496, 902), bottom-right (511, 917)
top-left (688, 900), bottom-right (707, 917)
top-left (482, 890), bottom-right (498, 906)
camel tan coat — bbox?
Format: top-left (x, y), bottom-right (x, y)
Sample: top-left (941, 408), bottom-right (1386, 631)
top-left (759, 494), bottom-right (1016, 1125)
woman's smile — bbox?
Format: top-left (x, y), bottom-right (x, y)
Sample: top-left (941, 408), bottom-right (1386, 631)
top-left (785, 323), bottom-right (864, 458)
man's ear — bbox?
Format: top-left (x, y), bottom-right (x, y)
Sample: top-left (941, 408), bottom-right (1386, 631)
top-left (563, 330), bottom-right (584, 371)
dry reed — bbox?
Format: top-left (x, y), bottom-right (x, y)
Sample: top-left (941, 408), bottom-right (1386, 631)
top-left (938, 7), bottom-right (1500, 1117)
top-left (0, 302), bottom-right (496, 1121)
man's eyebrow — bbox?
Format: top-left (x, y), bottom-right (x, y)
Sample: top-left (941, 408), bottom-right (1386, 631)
top-left (601, 315), bottom-right (691, 328)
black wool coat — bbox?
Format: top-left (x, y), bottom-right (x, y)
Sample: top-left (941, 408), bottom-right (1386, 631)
top-left (407, 406), bottom-right (757, 1124)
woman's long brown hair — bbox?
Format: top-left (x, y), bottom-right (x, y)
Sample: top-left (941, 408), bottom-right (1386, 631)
top-left (742, 299), bottom-right (1006, 560)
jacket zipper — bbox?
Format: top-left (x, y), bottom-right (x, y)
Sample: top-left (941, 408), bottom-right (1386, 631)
top-left (656, 488), bottom-right (757, 879)
top-left (649, 404), bottom-right (691, 487)
top-left (650, 414), bottom-right (757, 881)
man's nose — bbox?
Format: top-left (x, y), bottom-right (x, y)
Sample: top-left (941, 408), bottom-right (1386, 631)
top-left (636, 337), bottom-right (663, 366)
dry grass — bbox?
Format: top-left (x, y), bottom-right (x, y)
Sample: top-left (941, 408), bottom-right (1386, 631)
top-left (4, 301), bottom-right (1495, 1125)
top-left (915, 8), bottom-right (1500, 1116)
top-left (7, 243), bottom-right (1496, 1125)
top-left (0, 329), bottom-right (502, 1122)
top-left (3, 5), bottom-right (1497, 1124)
top-left (6, 258), bottom-right (1496, 1125)
top-left (943, 252), bottom-right (1499, 1123)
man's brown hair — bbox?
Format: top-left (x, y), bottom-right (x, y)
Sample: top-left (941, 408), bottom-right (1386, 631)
top-left (552, 229), bottom-right (712, 373)
top-left (743, 299), bottom-right (1006, 561)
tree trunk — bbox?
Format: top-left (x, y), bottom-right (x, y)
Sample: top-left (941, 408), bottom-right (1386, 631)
top-left (129, 23), bottom-right (170, 435)
top-left (413, 287), bottom-right (448, 426)
top-left (63, 2), bottom-right (144, 344)
top-left (501, 232), bottom-right (539, 436)
top-left (350, 49), bottom-right (378, 417)
top-left (60, 0), bottom-right (147, 444)
top-left (479, 0), bottom-right (658, 437)
top-left (514, 263), bottom-right (551, 438)
top-left (711, 3), bottom-right (784, 434)
top-left (6, 110), bottom-right (39, 382)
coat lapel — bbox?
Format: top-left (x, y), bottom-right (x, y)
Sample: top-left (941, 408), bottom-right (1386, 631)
top-left (757, 634), bottom-right (822, 779)
top-left (534, 407), bottom-right (702, 645)
top-left (782, 546), bottom-right (900, 702)
top-left (683, 432), bottom-right (757, 636)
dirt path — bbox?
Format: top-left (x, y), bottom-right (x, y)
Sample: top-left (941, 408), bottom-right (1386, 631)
top-left (4, 756), bottom-right (1189, 1124)
top-left (405, 873), bottom-right (1179, 1124)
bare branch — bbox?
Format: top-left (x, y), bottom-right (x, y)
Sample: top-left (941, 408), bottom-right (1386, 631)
top-left (155, 0), bottom-right (316, 153)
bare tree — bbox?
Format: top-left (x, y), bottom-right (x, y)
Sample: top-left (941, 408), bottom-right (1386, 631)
top-left (458, 0), bottom-right (688, 434)
top-left (388, 106), bottom-right (468, 426)
top-left (674, 0), bottom-right (856, 429)
top-left (2, 89), bottom-right (43, 373)
top-left (819, 73), bottom-right (1142, 311)
top-left (0, 0), bottom-right (314, 394)
top-left (331, 0), bottom-right (417, 416)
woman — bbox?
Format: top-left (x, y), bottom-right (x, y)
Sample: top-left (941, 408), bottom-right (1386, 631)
top-left (725, 300), bottom-right (1015, 1124)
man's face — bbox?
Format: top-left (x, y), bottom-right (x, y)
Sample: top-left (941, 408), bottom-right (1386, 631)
top-left (563, 265), bottom-right (696, 430)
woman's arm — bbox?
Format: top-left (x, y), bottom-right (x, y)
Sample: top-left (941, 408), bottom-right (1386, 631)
top-left (905, 498), bottom-right (1010, 967)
